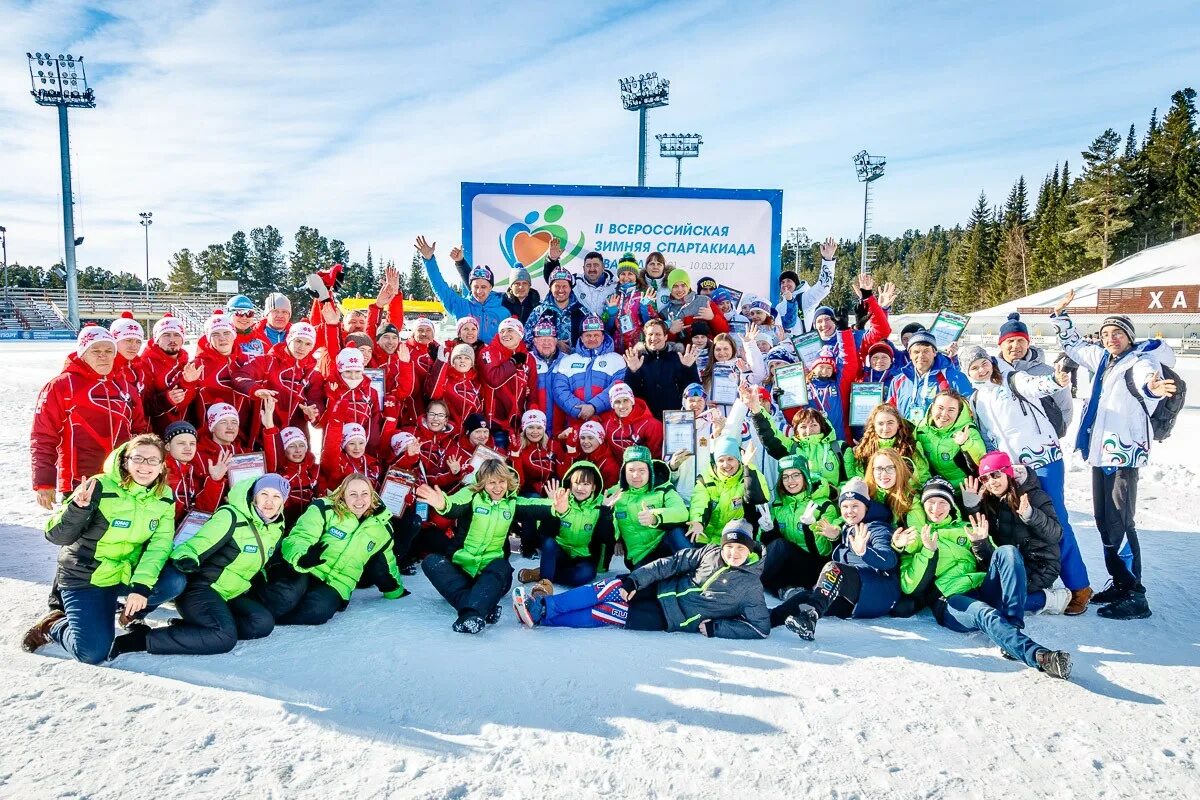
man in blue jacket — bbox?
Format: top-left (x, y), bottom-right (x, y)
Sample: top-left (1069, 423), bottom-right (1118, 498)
top-left (415, 235), bottom-right (509, 343)
top-left (888, 330), bottom-right (972, 424)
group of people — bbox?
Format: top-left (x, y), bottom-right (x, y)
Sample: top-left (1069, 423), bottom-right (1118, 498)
top-left (22, 235), bottom-right (1182, 683)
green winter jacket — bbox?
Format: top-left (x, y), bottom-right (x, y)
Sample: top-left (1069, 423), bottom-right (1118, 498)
top-left (282, 499), bottom-right (405, 601)
top-left (897, 511), bottom-right (993, 598)
top-left (915, 403), bottom-right (988, 488)
top-left (606, 459), bottom-right (689, 565)
top-left (46, 442), bottom-right (175, 592)
top-left (688, 464), bottom-right (771, 544)
top-left (872, 487), bottom-right (928, 530)
top-left (844, 437), bottom-right (931, 489)
top-left (771, 480), bottom-right (839, 554)
top-left (751, 411), bottom-right (846, 488)
top-left (553, 462), bottom-right (615, 561)
top-left (434, 486), bottom-right (552, 577)
top-left (171, 478), bottom-right (286, 601)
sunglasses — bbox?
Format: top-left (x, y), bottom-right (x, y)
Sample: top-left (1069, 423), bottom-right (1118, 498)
top-left (982, 470), bottom-right (1008, 482)
top-left (232, 310), bottom-right (257, 319)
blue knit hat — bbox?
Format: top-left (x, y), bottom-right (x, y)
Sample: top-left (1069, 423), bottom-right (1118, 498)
top-left (511, 265), bottom-right (531, 284)
top-left (906, 330), bottom-right (938, 351)
top-left (469, 265), bottom-right (495, 286)
top-left (253, 473), bottom-right (291, 501)
top-left (838, 477), bottom-right (870, 509)
top-left (548, 268), bottom-right (574, 287)
top-left (813, 305), bottom-right (836, 322)
top-left (998, 312), bottom-right (1029, 345)
top-left (713, 436), bottom-right (742, 459)
top-left (765, 345), bottom-right (797, 365)
top-left (163, 420), bottom-right (197, 443)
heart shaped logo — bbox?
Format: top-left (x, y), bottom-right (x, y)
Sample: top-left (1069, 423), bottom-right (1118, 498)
top-left (512, 230), bottom-right (552, 267)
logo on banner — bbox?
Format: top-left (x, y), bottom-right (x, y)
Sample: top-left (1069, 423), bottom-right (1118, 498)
top-left (499, 204), bottom-right (586, 271)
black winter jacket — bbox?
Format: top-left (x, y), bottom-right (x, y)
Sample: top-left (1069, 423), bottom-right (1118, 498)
top-left (962, 466), bottom-right (1062, 592)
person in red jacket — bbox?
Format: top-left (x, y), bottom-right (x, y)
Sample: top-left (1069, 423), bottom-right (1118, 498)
top-left (31, 326), bottom-right (148, 507)
top-left (558, 420), bottom-right (620, 488)
top-left (509, 409), bottom-right (561, 556)
top-left (260, 396), bottom-right (318, 524)
top-left (109, 311), bottom-right (150, 400)
top-left (602, 381), bottom-right (664, 460)
top-left (317, 347), bottom-right (381, 472)
top-left (478, 317), bottom-right (538, 448)
top-left (386, 430), bottom-right (422, 475)
top-left (141, 313), bottom-right (198, 436)
top-left (186, 310), bottom-right (251, 440)
top-left (371, 322), bottom-right (416, 402)
top-left (317, 422), bottom-right (381, 495)
top-left (232, 320), bottom-right (324, 447)
top-left (163, 420), bottom-right (227, 523)
top-left (253, 292), bottom-right (293, 348)
top-left (412, 400), bottom-right (470, 490)
top-left (197, 402), bottom-right (245, 467)
top-left (429, 343), bottom-right (483, 428)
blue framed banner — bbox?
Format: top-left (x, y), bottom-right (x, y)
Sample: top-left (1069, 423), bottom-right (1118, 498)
top-left (460, 182), bottom-right (784, 305)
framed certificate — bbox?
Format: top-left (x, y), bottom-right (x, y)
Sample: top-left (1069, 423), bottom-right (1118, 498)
top-left (710, 364), bottom-right (739, 407)
top-left (381, 470), bottom-right (418, 516)
top-left (849, 382), bottom-right (886, 426)
top-left (727, 319), bottom-right (749, 337)
top-left (718, 285), bottom-right (744, 309)
top-left (364, 368), bottom-right (386, 407)
top-left (663, 410), bottom-right (697, 460)
top-left (774, 363), bottom-right (810, 408)
top-left (227, 452), bottom-right (266, 487)
top-left (470, 444), bottom-right (507, 472)
top-left (929, 311), bottom-right (969, 350)
top-left (174, 510), bottom-right (212, 547)
top-left (790, 330), bottom-right (824, 367)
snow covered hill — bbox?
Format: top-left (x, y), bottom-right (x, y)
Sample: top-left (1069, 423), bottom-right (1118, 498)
top-left (1, 342), bottom-right (1198, 800)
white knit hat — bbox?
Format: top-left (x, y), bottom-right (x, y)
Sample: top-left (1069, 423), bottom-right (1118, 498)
top-left (279, 427), bottom-right (307, 450)
top-left (76, 326), bottom-right (115, 358)
top-left (336, 348), bottom-right (365, 372)
top-left (109, 312), bottom-right (144, 343)
top-left (206, 402), bottom-right (239, 429)
top-left (341, 423), bottom-right (368, 448)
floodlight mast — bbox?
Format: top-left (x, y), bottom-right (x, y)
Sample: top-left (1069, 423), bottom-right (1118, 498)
top-left (656, 133), bottom-right (703, 188)
top-left (28, 52), bottom-right (95, 331)
top-left (139, 212), bottom-right (153, 303)
top-left (620, 73), bottom-right (670, 187)
top-left (853, 150), bottom-right (886, 276)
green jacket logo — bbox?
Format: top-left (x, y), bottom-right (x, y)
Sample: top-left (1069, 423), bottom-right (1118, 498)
top-left (112, 519), bottom-right (132, 528)
top-left (329, 528), bottom-right (348, 539)
top-left (367, 541), bottom-right (376, 553)
top-left (243, 544), bottom-right (259, 554)
top-left (148, 520), bottom-right (159, 531)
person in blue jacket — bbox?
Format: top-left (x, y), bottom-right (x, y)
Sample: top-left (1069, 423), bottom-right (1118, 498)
top-left (770, 476), bottom-right (899, 638)
top-left (552, 316), bottom-right (627, 425)
top-left (887, 330), bottom-right (972, 425)
top-left (415, 235), bottom-right (509, 343)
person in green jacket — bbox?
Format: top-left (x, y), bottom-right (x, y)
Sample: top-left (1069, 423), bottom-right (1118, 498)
top-left (272, 473), bottom-right (407, 626)
top-left (22, 435), bottom-right (186, 664)
top-left (605, 445), bottom-right (691, 570)
top-left (749, 396), bottom-right (847, 489)
top-left (844, 404), bottom-right (930, 489)
top-left (517, 461), bottom-right (616, 590)
top-left (111, 474), bottom-right (290, 656)
top-left (863, 450), bottom-right (927, 530)
top-left (915, 390), bottom-right (987, 488)
top-left (892, 478), bottom-right (1072, 679)
top-left (416, 459), bottom-right (554, 634)
top-left (687, 436), bottom-right (771, 545)
top-left (759, 455), bottom-right (841, 596)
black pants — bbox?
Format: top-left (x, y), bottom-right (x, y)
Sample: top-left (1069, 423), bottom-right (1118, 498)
top-left (760, 539), bottom-right (828, 595)
top-left (270, 573), bottom-right (346, 626)
top-left (625, 592), bottom-right (669, 631)
top-left (422, 553), bottom-right (513, 617)
top-left (1091, 466), bottom-right (1142, 590)
top-left (769, 562), bottom-right (860, 627)
top-left (146, 582), bottom-right (274, 655)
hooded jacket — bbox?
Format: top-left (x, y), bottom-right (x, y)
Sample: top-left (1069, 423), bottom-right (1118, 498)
top-left (172, 477), bottom-right (286, 601)
top-left (655, 291), bottom-right (729, 342)
top-left (282, 498), bottom-right (405, 601)
top-left (422, 255), bottom-right (510, 343)
top-left (319, 376), bottom-right (382, 472)
top-left (688, 463), bottom-right (771, 544)
top-left (752, 412), bottom-right (846, 489)
top-left (604, 282), bottom-right (657, 354)
top-left (830, 500), bottom-right (899, 618)
top-left (166, 453), bottom-right (226, 523)
top-left (570, 266), bottom-right (619, 318)
top-left (843, 437), bottom-right (931, 489)
top-left (261, 425), bottom-right (319, 523)
top-left (432, 486), bottom-right (553, 577)
top-left (770, 466), bottom-right (839, 553)
top-left (997, 344), bottom-right (1073, 435)
top-left (606, 458), bottom-right (689, 564)
top-left (525, 294), bottom-right (588, 349)
top-left (45, 442), bottom-right (175, 594)
top-left (232, 340), bottom-right (326, 445)
top-left (961, 465), bottom-right (1061, 592)
top-left (429, 362), bottom-right (484, 428)
top-left (968, 369), bottom-right (1065, 470)
top-left (552, 461), bottom-right (615, 561)
top-left (628, 543), bottom-right (770, 639)
top-left (915, 400), bottom-right (988, 488)
top-left (564, 435), bottom-right (620, 488)
top-left (478, 337), bottom-right (539, 438)
top-left (603, 397), bottom-right (664, 460)
top-left (552, 334), bottom-right (627, 420)
top-left (775, 257), bottom-right (835, 335)
top-left (896, 506), bottom-right (992, 600)
top-left (185, 339), bottom-right (251, 437)
top-left (531, 347), bottom-right (565, 437)
top-left (140, 343), bottom-right (194, 436)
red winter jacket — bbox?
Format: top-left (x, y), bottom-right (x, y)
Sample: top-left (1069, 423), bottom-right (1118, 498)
top-left (114, 354), bottom-right (150, 398)
top-left (602, 398), bottom-right (664, 461)
top-left (429, 363), bottom-right (483, 428)
top-left (412, 420), bottom-right (470, 489)
top-left (478, 339), bottom-right (539, 438)
top-left (140, 343), bottom-right (194, 436)
top-left (318, 378), bottom-right (381, 470)
top-left (166, 455), bottom-right (225, 524)
top-left (509, 439), bottom-right (563, 495)
top-left (185, 341), bottom-right (251, 437)
top-left (564, 439), bottom-right (620, 488)
top-left (196, 437), bottom-right (243, 476)
top-left (232, 341), bottom-right (325, 445)
top-left (318, 450), bottom-right (381, 496)
top-left (31, 355), bottom-right (149, 494)
top-left (262, 425), bottom-right (319, 524)
top-left (234, 327), bottom-right (270, 359)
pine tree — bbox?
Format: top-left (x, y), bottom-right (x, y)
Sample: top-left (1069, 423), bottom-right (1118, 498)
top-left (225, 232), bottom-right (251, 294)
top-left (245, 226), bottom-right (285, 297)
top-left (1067, 128), bottom-right (1133, 269)
top-left (406, 255), bottom-right (434, 301)
top-left (948, 191), bottom-right (993, 311)
top-left (166, 248), bottom-right (202, 293)
top-left (1142, 88), bottom-right (1200, 240)
top-left (288, 226), bottom-right (331, 293)
top-left (196, 243), bottom-right (231, 293)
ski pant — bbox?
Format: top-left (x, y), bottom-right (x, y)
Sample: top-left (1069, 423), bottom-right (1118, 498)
top-left (937, 545), bottom-right (1045, 668)
top-left (50, 565), bottom-right (187, 665)
top-left (540, 538), bottom-right (599, 587)
top-left (516, 493), bottom-right (555, 557)
top-left (769, 562), bottom-right (872, 627)
top-left (624, 527), bottom-right (692, 571)
top-left (1036, 459), bottom-right (1090, 591)
top-left (760, 539), bottom-right (828, 595)
top-left (273, 576), bottom-right (345, 626)
top-left (1092, 466), bottom-right (1143, 590)
top-left (422, 553), bottom-right (513, 617)
top-left (146, 582), bottom-right (274, 655)
top-left (541, 578), bottom-right (668, 631)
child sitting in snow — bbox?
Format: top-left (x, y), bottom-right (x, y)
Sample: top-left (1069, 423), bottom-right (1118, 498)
top-left (517, 463), bottom-right (616, 592)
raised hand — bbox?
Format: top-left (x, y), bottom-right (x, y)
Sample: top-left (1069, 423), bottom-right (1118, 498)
top-left (603, 488), bottom-right (623, 509)
top-left (745, 322), bottom-right (759, 342)
top-left (962, 475), bottom-right (981, 497)
top-left (817, 519), bottom-right (841, 541)
top-left (449, 245), bottom-right (464, 263)
top-left (405, 439), bottom-right (421, 456)
top-left (208, 451), bottom-right (233, 481)
top-left (624, 348), bottom-right (645, 372)
top-left (1052, 289), bottom-right (1075, 316)
top-left (415, 484), bottom-right (444, 508)
top-left (397, 341), bottom-right (412, 362)
top-left (877, 282), bottom-right (898, 309)
top-left (415, 235), bottom-right (436, 261)
top-left (72, 477), bottom-right (98, 508)
top-left (668, 450), bottom-right (691, 470)
top-left (819, 237), bottom-right (837, 260)
top-left (260, 394), bottom-right (276, 428)
top-left (679, 344), bottom-right (700, 368)
top-left (850, 523), bottom-right (870, 556)
top-left (800, 501), bottom-right (820, 526)
top-left (1054, 363), bottom-right (1071, 387)
top-left (686, 521), bottom-right (705, 542)
top-left (636, 501), bottom-right (657, 527)
top-left (891, 526), bottom-right (916, 551)
top-left (447, 455), bottom-right (462, 474)
top-left (1147, 373), bottom-right (1178, 398)
top-left (181, 361), bottom-right (203, 383)
top-left (696, 303), bottom-right (715, 321)
top-left (300, 404), bottom-right (320, 423)
top-left (920, 525), bottom-right (937, 552)
top-left (952, 427), bottom-right (971, 446)
top-left (547, 237), bottom-right (564, 261)
top-left (669, 319), bottom-right (685, 336)
top-left (856, 273), bottom-right (875, 293)
top-left (320, 302), bottom-right (341, 325)
top-left (1017, 493), bottom-right (1031, 518)
top-left (552, 485), bottom-right (569, 515)
top-left (967, 513), bottom-right (989, 542)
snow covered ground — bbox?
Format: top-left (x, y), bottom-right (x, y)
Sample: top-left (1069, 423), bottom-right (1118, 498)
top-left (1, 342), bottom-right (1198, 800)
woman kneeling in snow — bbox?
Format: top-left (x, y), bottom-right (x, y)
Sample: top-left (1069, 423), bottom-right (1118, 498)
top-left (512, 519), bottom-right (770, 640)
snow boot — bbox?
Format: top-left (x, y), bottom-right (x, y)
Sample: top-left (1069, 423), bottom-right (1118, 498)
top-left (1035, 648), bottom-right (1072, 680)
top-left (530, 579), bottom-right (555, 600)
top-left (780, 586), bottom-right (814, 604)
top-left (1090, 582), bottom-right (1129, 605)
top-left (452, 611), bottom-right (486, 634)
top-left (1039, 587), bottom-right (1071, 615)
top-left (512, 587), bottom-right (545, 628)
top-left (517, 567), bottom-right (541, 584)
top-left (21, 609), bottom-right (65, 653)
top-left (109, 622), bottom-right (151, 659)
top-left (1097, 590), bottom-right (1152, 620)
top-left (1064, 586), bottom-right (1093, 616)
top-left (783, 605), bottom-right (819, 641)
top-left (485, 605), bottom-right (503, 625)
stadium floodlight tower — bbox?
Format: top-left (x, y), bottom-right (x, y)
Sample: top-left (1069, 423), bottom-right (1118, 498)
top-left (619, 73), bottom-right (670, 187)
top-left (27, 52), bottom-right (95, 331)
top-left (139, 212), bottom-right (153, 303)
top-left (656, 133), bottom-right (703, 188)
top-left (853, 150), bottom-right (886, 276)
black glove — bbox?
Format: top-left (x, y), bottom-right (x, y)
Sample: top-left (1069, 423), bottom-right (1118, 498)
top-left (618, 574), bottom-right (637, 594)
top-left (297, 540), bottom-right (329, 570)
top-left (698, 619), bottom-right (714, 637)
top-left (173, 556), bottom-right (201, 574)
top-left (512, 352), bottom-right (526, 365)
top-left (266, 558), bottom-right (295, 581)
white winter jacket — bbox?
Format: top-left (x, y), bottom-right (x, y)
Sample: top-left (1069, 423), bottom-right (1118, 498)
top-left (969, 371), bottom-right (1064, 470)
top-left (775, 258), bottom-right (836, 336)
top-left (1053, 314), bottom-right (1175, 468)
top-left (571, 269), bottom-right (618, 318)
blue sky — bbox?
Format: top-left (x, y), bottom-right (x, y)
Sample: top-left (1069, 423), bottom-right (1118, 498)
top-left (1, 0), bottom-right (1197, 281)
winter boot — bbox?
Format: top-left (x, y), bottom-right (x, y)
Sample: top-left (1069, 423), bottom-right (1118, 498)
top-left (1090, 582), bottom-right (1129, 605)
top-left (1097, 590), bottom-right (1152, 620)
top-left (779, 586), bottom-right (814, 604)
top-left (21, 610), bottom-right (65, 653)
top-left (399, 559), bottom-right (419, 577)
top-left (109, 622), bottom-right (151, 659)
top-left (517, 567), bottom-right (541, 584)
top-left (1035, 648), bottom-right (1072, 680)
top-left (1064, 586), bottom-right (1093, 616)
top-left (485, 605), bottom-right (503, 625)
top-left (1038, 587), bottom-right (1071, 615)
top-left (783, 605), bottom-right (819, 641)
top-left (512, 587), bottom-right (546, 628)
top-left (452, 611), bottom-right (486, 634)
top-left (531, 579), bottom-right (555, 600)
